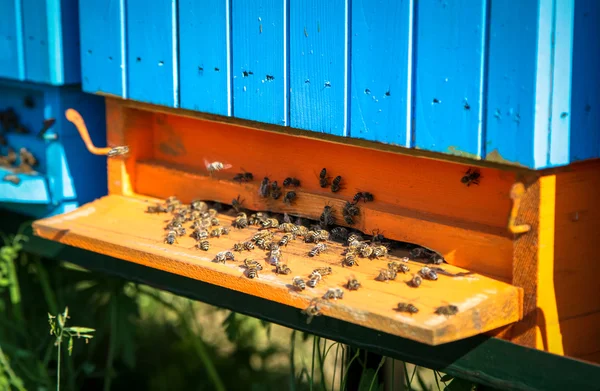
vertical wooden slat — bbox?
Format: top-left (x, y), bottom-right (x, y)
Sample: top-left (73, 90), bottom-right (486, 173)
top-left (548, 0), bottom-right (574, 167)
top-left (21, 0), bottom-right (51, 83)
top-left (350, 0), bottom-right (413, 145)
top-left (0, 0), bottom-right (25, 80)
top-left (289, 0), bottom-right (347, 135)
top-left (232, 0), bottom-right (287, 125)
top-left (179, 0), bottom-right (231, 116)
top-left (413, 0), bottom-right (487, 158)
top-left (570, 0), bottom-right (600, 162)
top-left (79, 0), bottom-right (126, 96)
top-left (126, 0), bottom-right (178, 107)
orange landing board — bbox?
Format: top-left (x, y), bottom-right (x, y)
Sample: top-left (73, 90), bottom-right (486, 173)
top-left (33, 195), bottom-right (523, 345)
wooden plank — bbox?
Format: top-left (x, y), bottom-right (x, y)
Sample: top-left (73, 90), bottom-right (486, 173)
top-left (289, 0), bottom-right (347, 135)
top-left (559, 312), bottom-right (600, 359)
top-left (126, 0), bottom-right (178, 107)
top-left (21, 0), bottom-right (50, 83)
top-left (32, 194), bottom-right (522, 346)
top-left (79, 0), bottom-right (126, 96)
top-left (350, 0), bottom-right (412, 145)
top-left (569, 0), bottom-right (600, 162)
top-left (413, 0), bottom-right (486, 158)
top-left (178, 0), bottom-right (230, 116)
top-left (0, 0), bottom-right (25, 80)
top-left (232, 0), bottom-right (287, 125)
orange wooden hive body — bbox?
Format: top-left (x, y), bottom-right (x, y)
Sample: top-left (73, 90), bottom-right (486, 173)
top-left (32, 98), bottom-right (600, 363)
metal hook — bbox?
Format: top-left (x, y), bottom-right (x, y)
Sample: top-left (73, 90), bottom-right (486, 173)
top-left (508, 183), bottom-right (531, 234)
top-left (65, 108), bottom-right (129, 157)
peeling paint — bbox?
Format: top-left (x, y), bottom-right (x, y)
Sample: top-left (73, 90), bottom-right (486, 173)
top-left (485, 149), bottom-right (527, 167)
top-left (447, 146), bottom-right (480, 159)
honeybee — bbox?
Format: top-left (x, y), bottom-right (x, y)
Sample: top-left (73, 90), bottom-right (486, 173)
top-left (307, 273), bottom-right (321, 288)
top-left (319, 205), bottom-right (335, 227)
top-left (323, 288), bottom-right (344, 300)
top-left (343, 202), bottom-right (360, 217)
top-left (233, 242), bottom-right (245, 252)
top-left (292, 276), bottom-right (306, 290)
top-left (346, 277), bottom-right (361, 290)
top-left (279, 233), bottom-right (295, 247)
top-left (246, 266), bottom-right (259, 279)
top-left (164, 230), bottom-right (178, 245)
top-left (107, 146), bottom-right (129, 157)
top-left (301, 299), bottom-right (322, 324)
top-left (213, 252), bottom-right (227, 263)
top-left (343, 251), bottom-right (359, 267)
top-left (388, 262), bottom-right (409, 273)
top-left (396, 303), bottom-right (419, 314)
top-left (275, 264), bottom-right (292, 275)
top-left (353, 191), bottom-right (374, 203)
top-left (371, 229), bottom-right (386, 243)
top-left (304, 231), bottom-right (318, 243)
top-left (283, 177), bottom-right (301, 187)
top-left (175, 226), bottom-right (186, 236)
top-left (330, 227), bottom-right (348, 241)
top-left (259, 177), bottom-right (270, 198)
top-left (204, 159), bottom-right (232, 173)
top-left (197, 240), bottom-right (210, 251)
top-left (233, 171), bottom-right (253, 183)
top-left (295, 225), bottom-right (309, 237)
top-left (253, 230), bottom-right (272, 241)
top-left (255, 238), bottom-right (272, 250)
top-left (233, 212), bottom-right (249, 229)
top-left (278, 223), bottom-right (296, 233)
top-left (331, 175), bottom-right (342, 192)
top-left (243, 258), bottom-right (263, 270)
top-left (191, 199), bottom-right (208, 211)
top-left (283, 191), bottom-right (297, 205)
top-left (209, 228), bottom-right (223, 238)
top-left (309, 243), bottom-right (327, 257)
top-left (461, 168), bottom-right (481, 187)
top-left (375, 268), bottom-right (397, 281)
top-left (318, 168), bottom-right (329, 188)
top-left (146, 203), bottom-right (168, 214)
top-left (210, 217), bottom-right (220, 226)
top-left (419, 266), bottom-right (438, 281)
top-left (232, 195), bottom-right (244, 213)
top-left (435, 304), bottom-right (459, 316)
top-left (359, 245), bottom-right (373, 258)
top-left (269, 243), bottom-right (282, 257)
top-left (311, 266), bottom-right (332, 277)
top-left (371, 245), bottom-right (388, 259)
top-left (270, 181), bottom-right (282, 199)
top-left (317, 230), bottom-right (330, 241)
top-left (208, 208), bottom-right (218, 217)
top-left (347, 233), bottom-right (364, 244)
top-left (3, 174), bottom-right (20, 185)
top-left (408, 274), bottom-right (422, 288)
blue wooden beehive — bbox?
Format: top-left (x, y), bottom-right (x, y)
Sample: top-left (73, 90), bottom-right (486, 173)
top-left (77, 0), bottom-right (599, 169)
top-left (0, 0), bottom-right (107, 217)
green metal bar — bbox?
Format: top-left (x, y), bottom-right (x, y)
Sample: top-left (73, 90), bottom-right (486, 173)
top-left (1, 212), bottom-right (599, 390)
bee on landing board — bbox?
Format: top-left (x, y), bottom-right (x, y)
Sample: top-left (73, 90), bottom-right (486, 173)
top-left (346, 276), bottom-right (361, 290)
top-left (375, 268), bottom-right (397, 281)
top-left (323, 288), bottom-right (344, 300)
top-left (435, 304), bottom-right (459, 317)
top-left (146, 203), bottom-right (168, 214)
top-left (309, 243), bottom-right (327, 257)
top-left (196, 240), bottom-right (210, 251)
top-left (461, 168), bottom-right (481, 186)
top-left (275, 264), bottom-right (292, 275)
top-left (302, 299), bottom-right (322, 324)
top-left (319, 205), bottom-right (335, 227)
top-left (283, 191), bottom-right (297, 205)
top-left (233, 212), bottom-right (249, 229)
top-left (164, 230), bottom-right (178, 245)
top-left (292, 276), bottom-right (306, 290)
top-left (283, 177), bottom-right (301, 187)
top-left (419, 266), bottom-right (438, 281)
top-left (343, 251), bottom-right (358, 267)
top-left (396, 303), bottom-right (419, 314)
top-left (408, 274), bottom-right (422, 288)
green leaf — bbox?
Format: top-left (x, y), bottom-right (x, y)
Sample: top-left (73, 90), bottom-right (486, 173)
top-left (68, 337), bottom-right (74, 356)
top-left (358, 368), bottom-right (384, 391)
top-left (64, 327), bottom-right (96, 335)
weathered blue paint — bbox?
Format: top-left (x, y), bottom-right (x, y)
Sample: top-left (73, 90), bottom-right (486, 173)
top-left (126, 0), bottom-right (178, 107)
top-left (21, 0), bottom-right (51, 84)
top-left (0, 80), bottom-right (107, 217)
top-left (485, 0), bottom-right (539, 167)
top-left (79, 0), bottom-right (126, 97)
top-left (289, 0), bottom-right (347, 135)
top-left (0, 0), bottom-right (25, 80)
top-left (414, 0), bottom-right (486, 157)
top-left (548, 0), bottom-right (574, 166)
top-left (570, 0), bottom-right (600, 162)
top-left (350, 0), bottom-right (413, 146)
top-left (232, 0), bottom-right (287, 125)
top-left (179, 0), bottom-right (231, 116)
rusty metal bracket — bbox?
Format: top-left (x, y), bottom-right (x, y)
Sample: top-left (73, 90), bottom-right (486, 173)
top-left (508, 183), bottom-right (531, 234)
top-left (65, 108), bottom-right (129, 157)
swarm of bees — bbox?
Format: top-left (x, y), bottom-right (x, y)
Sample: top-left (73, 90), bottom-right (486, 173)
top-left (144, 161), bottom-right (473, 325)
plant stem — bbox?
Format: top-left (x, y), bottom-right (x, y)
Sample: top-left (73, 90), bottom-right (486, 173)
top-left (0, 345), bottom-right (26, 391)
top-left (56, 340), bottom-right (61, 391)
top-left (368, 356), bottom-right (386, 391)
top-left (310, 335), bottom-right (317, 391)
top-left (290, 330), bottom-right (297, 391)
top-left (331, 343), bottom-right (340, 391)
top-left (103, 298), bottom-right (117, 391)
top-left (340, 348), bottom-right (361, 391)
top-left (34, 257), bottom-right (58, 314)
top-left (6, 251), bottom-right (24, 323)
top-left (316, 339), bottom-right (327, 391)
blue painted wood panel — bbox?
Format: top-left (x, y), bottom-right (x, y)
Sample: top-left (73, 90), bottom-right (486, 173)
top-left (126, 0), bottom-right (178, 107)
top-left (232, 0), bottom-right (286, 125)
top-left (570, 0), bottom-right (600, 162)
top-left (0, 0), bottom-right (25, 80)
top-left (21, 0), bottom-right (51, 83)
top-left (350, 0), bottom-right (413, 145)
top-left (57, 0), bottom-right (82, 84)
top-left (414, 0), bottom-right (486, 158)
top-left (79, 0), bottom-right (126, 96)
top-left (485, 0), bottom-right (539, 167)
top-left (548, 0), bottom-right (574, 166)
top-left (289, 0), bottom-right (347, 135)
top-left (179, 0), bottom-right (230, 116)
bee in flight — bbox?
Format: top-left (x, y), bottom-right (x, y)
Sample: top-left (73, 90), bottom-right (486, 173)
top-left (204, 159), bottom-right (232, 174)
